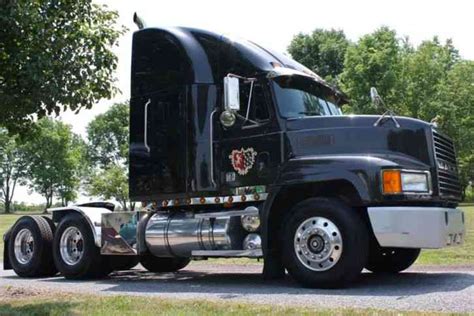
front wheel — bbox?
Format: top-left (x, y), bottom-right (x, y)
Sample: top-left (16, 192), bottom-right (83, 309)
top-left (282, 198), bottom-right (369, 288)
top-left (365, 247), bottom-right (420, 273)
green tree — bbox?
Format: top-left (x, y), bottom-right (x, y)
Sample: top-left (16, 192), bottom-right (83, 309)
top-left (288, 29), bottom-right (349, 83)
top-left (432, 61), bottom-right (474, 194)
top-left (57, 134), bottom-right (88, 206)
top-left (88, 164), bottom-right (132, 211)
top-left (0, 130), bottom-right (27, 213)
top-left (340, 27), bottom-right (405, 114)
top-left (0, 0), bottom-right (125, 134)
top-left (86, 102), bottom-right (129, 167)
top-left (399, 38), bottom-right (460, 120)
top-left (86, 102), bottom-right (132, 210)
top-left (24, 118), bottom-right (85, 211)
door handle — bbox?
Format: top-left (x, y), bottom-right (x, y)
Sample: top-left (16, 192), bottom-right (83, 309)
top-left (144, 98), bottom-right (151, 152)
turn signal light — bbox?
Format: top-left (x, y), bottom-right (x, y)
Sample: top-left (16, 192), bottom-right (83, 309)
top-left (382, 170), bottom-right (402, 194)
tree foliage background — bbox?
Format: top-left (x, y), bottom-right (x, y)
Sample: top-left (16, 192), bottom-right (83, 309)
top-left (289, 27), bottom-right (474, 195)
top-left (23, 118), bottom-right (85, 211)
top-left (0, 130), bottom-right (27, 213)
top-left (0, 0), bottom-right (125, 134)
top-left (86, 102), bottom-right (133, 211)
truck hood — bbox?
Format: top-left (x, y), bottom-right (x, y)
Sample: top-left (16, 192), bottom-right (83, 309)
top-left (285, 115), bottom-right (435, 167)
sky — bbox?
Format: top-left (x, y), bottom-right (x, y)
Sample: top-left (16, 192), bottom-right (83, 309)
top-left (15, 0), bottom-right (474, 205)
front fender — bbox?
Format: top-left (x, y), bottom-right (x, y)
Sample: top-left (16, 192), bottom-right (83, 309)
top-left (48, 206), bottom-right (112, 247)
top-left (261, 154), bottom-right (426, 253)
top-left (275, 155), bottom-right (400, 201)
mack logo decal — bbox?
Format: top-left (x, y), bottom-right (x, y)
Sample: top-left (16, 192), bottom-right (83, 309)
top-left (229, 148), bottom-right (257, 175)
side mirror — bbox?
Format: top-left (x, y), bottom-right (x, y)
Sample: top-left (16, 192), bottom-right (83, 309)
top-left (224, 76), bottom-right (240, 111)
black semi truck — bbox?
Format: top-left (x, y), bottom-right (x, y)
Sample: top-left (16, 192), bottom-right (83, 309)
top-left (3, 24), bottom-right (465, 288)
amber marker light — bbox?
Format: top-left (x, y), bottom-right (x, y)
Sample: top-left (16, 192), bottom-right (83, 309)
top-left (382, 170), bottom-right (402, 194)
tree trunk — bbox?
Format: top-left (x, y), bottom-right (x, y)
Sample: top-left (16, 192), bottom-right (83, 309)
top-left (121, 199), bottom-right (128, 211)
top-left (4, 199), bottom-right (11, 214)
top-left (44, 192), bottom-right (52, 214)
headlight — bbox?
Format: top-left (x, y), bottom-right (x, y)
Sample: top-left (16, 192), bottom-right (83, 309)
top-left (382, 170), bottom-right (430, 194)
top-left (401, 173), bottom-right (429, 192)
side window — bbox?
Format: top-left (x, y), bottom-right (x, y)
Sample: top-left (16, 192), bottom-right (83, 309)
top-left (238, 83), bottom-right (270, 123)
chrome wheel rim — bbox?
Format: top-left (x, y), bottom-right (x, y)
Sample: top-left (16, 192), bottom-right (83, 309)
top-left (294, 216), bottom-right (343, 271)
top-left (14, 228), bottom-right (35, 264)
top-left (60, 226), bottom-right (84, 266)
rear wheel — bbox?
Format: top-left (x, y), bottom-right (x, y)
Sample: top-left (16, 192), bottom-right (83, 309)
top-left (8, 216), bottom-right (57, 277)
top-left (282, 198), bottom-right (369, 288)
top-left (366, 247), bottom-right (420, 273)
top-left (53, 214), bottom-right (110, 279)
top-left (140, 254), bottom-right (190, 273)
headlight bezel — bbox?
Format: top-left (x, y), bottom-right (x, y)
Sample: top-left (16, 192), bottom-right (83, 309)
top-left (381, 169), bottom-right (432, 195)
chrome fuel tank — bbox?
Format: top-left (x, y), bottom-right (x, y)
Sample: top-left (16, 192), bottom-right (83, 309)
top-left (145, 212), bottom-right (234, 257)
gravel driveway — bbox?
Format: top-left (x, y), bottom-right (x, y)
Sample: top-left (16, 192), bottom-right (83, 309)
top-left (1, 263), bottom-right (473, 313)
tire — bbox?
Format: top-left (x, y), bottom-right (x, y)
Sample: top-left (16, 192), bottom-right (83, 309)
top-left (8, 216), bottom-right (57, 277)
top-left (53, 214), bottom-right (110, 279)
top-left (108, 256), bottom-right (140, 271)
top-left (282, 198), bottom-right (369, 288)
top-left (365, 247), bottom-right (420, 273)
top-left (140, 255), bottom-right (190, 273)
top-left (41, 216), bottom-right (56, 235)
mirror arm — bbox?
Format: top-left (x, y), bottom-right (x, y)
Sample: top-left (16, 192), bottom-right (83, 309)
top-left (245, 80), bottom-right (255, 121)
top-left (227, 73), bottom-right (257, 83)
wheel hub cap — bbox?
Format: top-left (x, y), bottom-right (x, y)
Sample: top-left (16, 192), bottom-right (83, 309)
top-left (294, 216), bottom-right (343, 271)
top-left (14, 228), bottom-right (35, 264)
top-left (60, 226), bottom-right (84, 266)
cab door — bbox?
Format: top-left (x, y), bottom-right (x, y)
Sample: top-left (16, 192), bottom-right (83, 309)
top-left (216, 80), bottom-right (283, 190)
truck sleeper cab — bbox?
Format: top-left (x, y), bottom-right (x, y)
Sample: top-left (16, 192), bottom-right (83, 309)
top-left (3, 26), bottom-right (465, 288)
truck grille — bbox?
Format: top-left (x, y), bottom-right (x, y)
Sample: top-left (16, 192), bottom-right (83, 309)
top-left (432, 129), bottom-right (462, 200)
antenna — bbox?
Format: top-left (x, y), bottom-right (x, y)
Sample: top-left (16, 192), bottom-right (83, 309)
top-left (133, 12), bottom-right (146, 30)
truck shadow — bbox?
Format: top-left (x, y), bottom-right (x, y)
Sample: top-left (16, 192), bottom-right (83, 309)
top-left (36, 266), bottom-right (474, 297)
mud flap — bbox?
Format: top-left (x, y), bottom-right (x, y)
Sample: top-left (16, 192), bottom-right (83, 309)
top-left (101, 211), bottom-right (147, 256)
top-left (3, 228), bottom-right (12, 270)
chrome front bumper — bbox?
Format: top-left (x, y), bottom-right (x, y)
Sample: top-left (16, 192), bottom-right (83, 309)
top-left (368, 207), bottom-right (465, 249)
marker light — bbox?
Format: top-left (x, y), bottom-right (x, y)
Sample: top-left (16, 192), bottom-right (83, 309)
top-left (382, 170), bottom-right (402, 194)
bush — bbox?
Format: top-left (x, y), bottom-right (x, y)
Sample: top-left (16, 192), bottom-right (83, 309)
top-left (465, 185), bottom-right (474, 203)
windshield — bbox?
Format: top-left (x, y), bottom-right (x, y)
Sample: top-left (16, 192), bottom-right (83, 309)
top-left (272, 76), bottom-right (343, 118)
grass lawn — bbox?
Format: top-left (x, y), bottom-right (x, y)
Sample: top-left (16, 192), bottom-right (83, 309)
top-left (0, 206), bottom-right (473, 265)
top-left (0, 290), bottom-right (458, 316)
